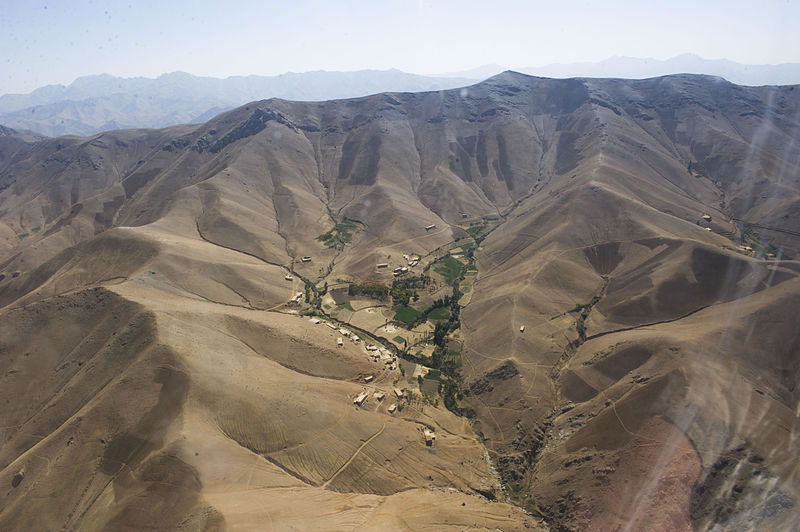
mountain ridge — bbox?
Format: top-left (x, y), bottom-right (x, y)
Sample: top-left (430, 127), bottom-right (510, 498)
top-left (6, 54), bottom-right (800, 138)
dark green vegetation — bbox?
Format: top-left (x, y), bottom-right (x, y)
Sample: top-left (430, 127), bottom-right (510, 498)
top-left (466, 221), bottom-right (489, 238)
top-left (427, 307), bottom-right (450, 320)
top-left (735, 221), bottom-right (784, 258)
top-left (348, 281), bottom-right (389, 300)
top-left (433, 255), bottom-right (464, 285)
top-left (568, 296), bottom-right (601, 341)
top-left (336, 301), bottom-right (354, 311)
top-left (317, 218), bottom-right (363, 250)
top-left (393, 290), bottom-right (462, 330)
top-left (392, 304), bottom-right (421, 324)
top-left (389, 235), bottom-right (480, 411)
top-left (303, 279), bottom-right (322, 308)
top-left (399, 277), bottom-right (465, 413)
top-left (424, 369), bottom-right (441, 380)
top-left (390, 274), bottom-right (430, 305)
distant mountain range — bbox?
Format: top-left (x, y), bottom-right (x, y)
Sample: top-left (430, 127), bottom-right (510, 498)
top-left (0, 70), bottom-right (476, 137)
top-left (2, 55), bottom-right (799, 137)
top-left (525, 54), bottom-right (800, 86)
top-left (435, 54), bottom-right (800, 87)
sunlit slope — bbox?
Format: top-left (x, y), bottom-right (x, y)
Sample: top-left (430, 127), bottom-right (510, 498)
top-left (0, 285), bottom-right (539, 530)
top-left (457, 77), bottom-right (800, 529)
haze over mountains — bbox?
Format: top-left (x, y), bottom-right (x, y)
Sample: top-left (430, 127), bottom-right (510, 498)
top-left (442, 54), bottom-right (800, 87)
top-left (0, 70), bottom-right (799, 530)
top-left (3, 55), bottom-right (800, 138)
top-left (0, 70), bottom-right (475, 137)
top-left (525, 53), bottom-right (800, 86)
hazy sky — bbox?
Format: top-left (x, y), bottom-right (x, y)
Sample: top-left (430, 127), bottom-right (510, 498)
top-left (2, 0), bottom-right (799, 94)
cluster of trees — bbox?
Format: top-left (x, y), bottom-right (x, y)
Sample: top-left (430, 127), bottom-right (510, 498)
top-left (304, 280), bottom-right (321, 307)
top-left (348, 282), bottom-right (389, 300)
top-left (390, 286), bottom-right (417, 306)
top-left (391, 274), bottom-right (431, 305)
top-left (389, 274), bottom-right (431, 305)
top-left (393, 274), bottom-right (431, 290)
top-left (429, 294), bottom-right (453, 310)
top-left (421, 280), bottom-right (465, 413)
top-left (317, 219), bottom-right (361, 249)
top-left (568, 295), bottom-right (600, 342)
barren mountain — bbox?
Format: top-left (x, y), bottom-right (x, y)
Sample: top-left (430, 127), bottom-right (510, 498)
top-left (0, 72), bottom-right (798, 530)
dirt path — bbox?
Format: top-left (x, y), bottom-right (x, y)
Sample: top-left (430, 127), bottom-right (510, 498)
top-left (321, 421), bottom-right (386, 489)
top-left (584, 304), bottom-right (710, 342)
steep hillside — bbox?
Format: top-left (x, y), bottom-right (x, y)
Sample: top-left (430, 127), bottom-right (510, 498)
top-left (0, 72), bottom-right (798, 530)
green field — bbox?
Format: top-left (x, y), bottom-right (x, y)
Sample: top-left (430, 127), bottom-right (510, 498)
top-left (434, 255), bottom-right (464, 285)
top-left (427, 307), bottom-right (450, 320)
top-left (336, 301), bottom-right (354, 311)
top-left (393, 335), bottom-right (407, 345)
top-left (392, 305), bottom-right (421, 324)
top-left (466, 222), bottom-right (488, 237)
top-left (424, 369), bottom-right (441, 380)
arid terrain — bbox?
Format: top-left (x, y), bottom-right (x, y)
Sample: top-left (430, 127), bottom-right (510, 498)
top-left (1, 72), bottom-right (798, 530)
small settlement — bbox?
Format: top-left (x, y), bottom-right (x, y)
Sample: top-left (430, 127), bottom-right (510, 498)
top-left (309, 318), bottom-right (399, 372)
top-left (298, 272), bottom-right (443, 446)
